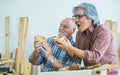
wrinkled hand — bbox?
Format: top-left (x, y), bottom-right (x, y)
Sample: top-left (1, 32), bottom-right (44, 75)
top-left (34, 40), bottom-right (43, 53)
top-left (56, 37), bottom-right (72, 52)
top-left (41, 41), bottom-right (53, 60)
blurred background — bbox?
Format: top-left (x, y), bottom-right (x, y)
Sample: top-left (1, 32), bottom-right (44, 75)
top-left (0, 0), bottom-right (120, 61)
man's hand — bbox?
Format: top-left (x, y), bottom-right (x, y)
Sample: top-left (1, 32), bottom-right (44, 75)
top-left (34, 35), bottom-right (46, 52)
top-left (41, 41), bottom-right (53, 61)
top-left (30, 35), bottom-right (46, 64)
top-left (34, 40), bottom-right (43, 52)
top-left (56, 37), bottom-right (73, 57)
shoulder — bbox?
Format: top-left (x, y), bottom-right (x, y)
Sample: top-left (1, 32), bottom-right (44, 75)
top-left (94, 24), bottom-right (112, 35)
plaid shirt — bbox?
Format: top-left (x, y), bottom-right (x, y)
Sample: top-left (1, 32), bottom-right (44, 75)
top-left (75, 25), bottom-right (119, 75)
top-left (29, 36), bottom-right (81, 72)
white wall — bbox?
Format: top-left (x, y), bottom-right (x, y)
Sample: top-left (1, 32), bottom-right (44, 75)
top-left (0, 0), bottom-right (120, 59)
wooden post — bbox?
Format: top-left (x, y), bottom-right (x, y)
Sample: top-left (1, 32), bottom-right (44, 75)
top-left (111, 21), bottom-right (118, 47)
top-left (5, 16), bottom-right (11, 59)
top-left (105, 20), bottom-right (120, 64)
top-left (105, 20), bottom-right (112, 30)
top-left (16, 17), bottom-right (29, 75)
top-left (117, 33), bottom-right (120, 63)
top-left (111, 22), bottom-right (118, 34)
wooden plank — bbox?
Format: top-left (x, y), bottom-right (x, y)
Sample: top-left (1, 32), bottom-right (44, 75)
top-left (14, 48), bottom-right (18, 69)
top-left (24, 59), bottom-right (32, 75)
top-left (111, 22), bottom-right (118, 33)
top-left (111, 21), bottom-right (117, 39)
top-left (20, 59), bottom-right (25, 74)
top-left (5, 16), bottom-right (11, 58)
top-left (116, 33), bottom-right (120, 63)
top-left (32, 65), bottom-right (41, 75)
top-left (105, 20), bottom-right (112, 30)
top-left (0, 59), bottom-right (12, 65)
top-left (16, 17), bottom-right (29, 75)
top-left (20, 59), bottom-right (32, 75)
top-left (37, 65), bottom-right (41, 75)
top-left (16, 17), bottom-right (24, 75)
top-left (21, 17), bottom-right (28, 60)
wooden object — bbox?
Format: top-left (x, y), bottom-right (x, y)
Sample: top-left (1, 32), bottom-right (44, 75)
top-left (32, 65), bottom-right (41, 75)
top-left (105, 20), bottom-right (112, 30)
top-left (35, 35), bottom-right (46, 42)
top-left (14, 48), bottom-right (18, 69)
top-left (105, 20), bottom-right (120, 64)
top-left (58, 64), bottom-right (80, 71)
top-left (16, 17), bottom-right (29, 75)
top-left (20, 59), bottom-right (32, 75)
top-left (54, 35), bottom-right (65, 44)
top-left (37, 65), bottom-right (41, 75)
top-left (5, 16), bottom-right (11, 58)
top-left (86, 63), bottom-right (100, 69)
top-left (0, 59), bottom-right (12, 65)
top-left (93, 64), bottom-right (117, 71)
top-left (111, 22), bottom-right (118, 34)
top-left (116, 33), bottom-right (120, 63)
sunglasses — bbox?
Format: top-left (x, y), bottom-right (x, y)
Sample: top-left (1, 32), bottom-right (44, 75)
top-left (72, 14), bottom-right (86, 19)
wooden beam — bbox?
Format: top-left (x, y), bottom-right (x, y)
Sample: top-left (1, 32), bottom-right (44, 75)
top-left (116, 33), bottom-right (120, 63)
top-left (105, 20), bottom-right (112, 30)
top-left (111, 22), bottom-right (118, 34)
top-left (5, 16), bottom-right (11, 58)
top-left (16, 17), bottom-right (29, 75)
top-left (0, 59), bottom-right (12, 65)
top-left (20, 59), bottom-right (32, 75)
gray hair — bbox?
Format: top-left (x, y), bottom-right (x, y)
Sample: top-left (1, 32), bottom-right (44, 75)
top-left (72, 2), bottom-right (100, 27)
top-left (64, 18), bottom-right (76, 27)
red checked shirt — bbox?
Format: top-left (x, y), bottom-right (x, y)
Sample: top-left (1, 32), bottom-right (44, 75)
top-left (75, 24), bottom-right (119, 75)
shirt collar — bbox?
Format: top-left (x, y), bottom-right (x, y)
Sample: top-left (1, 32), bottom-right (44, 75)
top-left (81, 26), bottom-right (94, 35)
top-left (69, 36), bottom-right (75, 45)
top-left (88, 26), bottom-right (94, 33)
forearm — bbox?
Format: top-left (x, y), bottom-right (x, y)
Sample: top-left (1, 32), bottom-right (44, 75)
top-left (30, 50), bottom-right (39, 64)
top-left (69, 46), bottom-right (85, 60)
top-left (47, 56), bottom-right (63, 71)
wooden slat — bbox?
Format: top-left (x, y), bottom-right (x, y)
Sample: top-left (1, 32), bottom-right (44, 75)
top-left (24, 59), bottom-right (32, 75)
top-left (32, 65), bottom-right (41, 75)
top-left (37, 65), bottom-right (41, 75)
top-left (111, 21), bottom-right (118, 47)
top-left (16, 17), bottom-right (29, 75)
top-left (116, 33), bottom-right (120, 63)
top-left (14, 48), bottom-right (18, 69)
top-left (16, 17), bottom-right (24, 75)
top-left (105, 20), bottom-right (120, 64)
top-left (20, 59), bottom-right (32, 75)
top-left (0, 59), bottom-right (12, 65)
top-left (105, 20), bottom-right (112, 30)
top-left (20, 59), bottom-right (25, 74)
top-left (111, 22), bottom-right (118, 34)
top-left (5, 16), bottom-right (11, 58)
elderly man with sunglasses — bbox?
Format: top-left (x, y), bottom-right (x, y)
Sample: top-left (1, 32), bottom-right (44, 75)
top-left (29, 18), bottom-right (81, 72)
top-left (56, 2), bottom-right (119, 75)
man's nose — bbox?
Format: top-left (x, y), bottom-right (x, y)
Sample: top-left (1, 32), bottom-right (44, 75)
top-left (74, 18), bottom-right (78, 22)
